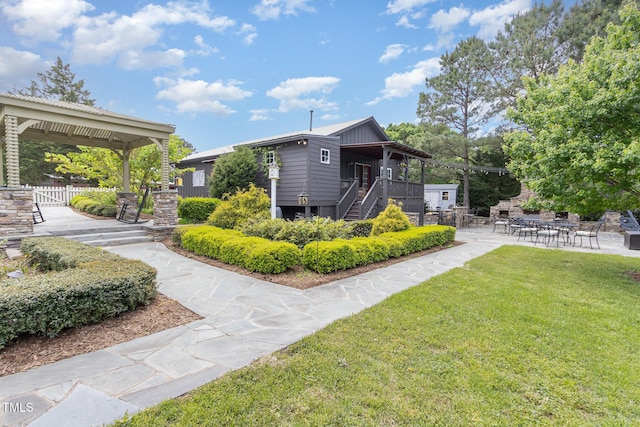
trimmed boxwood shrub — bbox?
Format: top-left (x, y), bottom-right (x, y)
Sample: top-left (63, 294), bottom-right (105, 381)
top-left (178, 197), bottom-right (221, 223)
top-left (2, 237), bottom-right (157, 349)
top-left (180, 226), bottom-right (244, 258)
top-left (218, 236), bottom-right (267, 268)
top-left (245, 241), bottom-right (301, 274)
top-left (302, 241), bottom-right (357, 273)
top-left (70, 192), bottom-right (117, 218)
top-left (376, 235), bottom-right (404, 258)
top-left (334, 237), bottom-right (390, 267)
top-left (381, 225), bottom-right (455, 255)
top-left (0, 259), bottom-right (157, 348)
top-left (21, 237), bottom-right (123, 271)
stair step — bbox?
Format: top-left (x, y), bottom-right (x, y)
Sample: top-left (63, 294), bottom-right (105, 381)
top-left (76, 235), bottom-right (155, 247)
top-left (68, 230), bottom-right (148, 242)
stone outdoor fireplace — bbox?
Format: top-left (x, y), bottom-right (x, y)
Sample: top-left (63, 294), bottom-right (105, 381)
top-left (490, 184), bottom-right (579, 222)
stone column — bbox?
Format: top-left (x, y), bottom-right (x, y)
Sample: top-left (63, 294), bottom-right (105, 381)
top-left (116, 192), bottom-right (138, 219)
top-left (152, 190), bottom-right (178, 226)
top-left (0, 188), bottom-right (33, 235)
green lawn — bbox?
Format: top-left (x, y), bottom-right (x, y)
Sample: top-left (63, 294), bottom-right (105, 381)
top-left (114, 246), bottom-right (640, 426)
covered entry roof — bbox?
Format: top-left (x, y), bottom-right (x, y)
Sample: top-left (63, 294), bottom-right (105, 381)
top-left (0, 93), bottom-right (175, 150)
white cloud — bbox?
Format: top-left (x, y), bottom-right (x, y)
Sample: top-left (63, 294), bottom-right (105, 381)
top-left (470, 0), bottom-right (531, 40)
top-left (385, 0), bottom-right (435, 15)
top-left (367, 58), bottom-right (440, 105)
top-left (194, 35), bottom-right (219, 56)
top-left (396, 15), bottom-right (417, 29)
top-left (249, 109), bottom-right (270, 121)
top-left (251, 0), bottom-right (316, 21)
top-left (267, 76), bottom-right (340, 112)
top-left (238, 23), bottom-right (258, 46)
top-left (429, 6), bottom-right (471, 33)
top-left (71, 2), bottom-right (235, 69)
top-left (379, 44), bottom-right (406, 63)
top-left (2, 0), bottom-right (94, 42)
top-left (154, 77), bottom-right (252, 115)
top-left (0, 47), bottom-right (47, 91)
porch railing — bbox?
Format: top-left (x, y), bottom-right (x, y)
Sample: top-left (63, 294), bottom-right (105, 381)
top-left (336, 179), bottom-right (358, 219)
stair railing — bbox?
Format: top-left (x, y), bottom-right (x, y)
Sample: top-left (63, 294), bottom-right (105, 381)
top-left (359, 178), bottom-right (380, 220)
top-left (336, 179), bottom-right (359, 220)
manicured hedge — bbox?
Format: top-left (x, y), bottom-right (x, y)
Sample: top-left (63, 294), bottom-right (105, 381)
top-left (380, 225), bottom-right (455, 256)
top-left (302, 225), bottom-right (455, 273)
top-left (70, 192), bottom-right (117, 218)
top-left (180, 225), bottom-right (300, 274)
top-left (180, 226), bottom-right (244, 258)
top-left (1, 237), bottom-right (157, 349)
top-left (21, 237), bottom-right (123, 271)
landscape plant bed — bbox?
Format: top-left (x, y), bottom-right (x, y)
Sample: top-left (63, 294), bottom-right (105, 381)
top-left (0, 293), bottom-right (201, 377)
top-left (163, 238), bottom-right (464, 289)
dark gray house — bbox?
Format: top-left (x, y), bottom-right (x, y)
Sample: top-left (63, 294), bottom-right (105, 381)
top-left (178, 117), bottom-right (431, 224)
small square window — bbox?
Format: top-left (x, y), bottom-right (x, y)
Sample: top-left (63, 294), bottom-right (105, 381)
top-left (321, 148), bottom-right (330, 164)
top-left (265, 150), bottom-right (275, 166)
top-left (442, 191), bottom-right (449, 201)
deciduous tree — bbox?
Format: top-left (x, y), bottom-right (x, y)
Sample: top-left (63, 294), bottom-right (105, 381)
top-left (504, 2), bottom-right (640, 215)
top-left (209, 146), bottom-right (258, 198)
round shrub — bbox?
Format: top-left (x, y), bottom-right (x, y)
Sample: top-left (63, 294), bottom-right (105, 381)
top-left (349, 219), bottom-right (374, 237)
top-left (180, 226), bottom-right (243, 258)
top-left (371, 201), bottom-right (412, 236)
top-left (218, 237), bottom-right (269, 268)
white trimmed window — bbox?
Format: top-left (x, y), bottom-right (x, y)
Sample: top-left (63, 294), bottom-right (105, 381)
top-left (265, 150), bottom-right (275, 166)
top-left (193, 170), bottom-right (205, 187)
top-left (442, 191), bottom-right (449, 201)
top-left (379, 167), bottom-right (392, 180)
top-left (320, 148), bottom-right (330, 164)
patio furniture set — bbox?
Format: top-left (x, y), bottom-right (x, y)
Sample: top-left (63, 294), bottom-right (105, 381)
top-left (492, 216), bottom-right (604, 249)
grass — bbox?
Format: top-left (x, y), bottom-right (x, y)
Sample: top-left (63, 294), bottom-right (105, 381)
top-left (113, 246), bottom-right (640, 426)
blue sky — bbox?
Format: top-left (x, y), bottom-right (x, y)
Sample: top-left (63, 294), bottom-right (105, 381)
top-left (0, 0), bottom-right (558, 153)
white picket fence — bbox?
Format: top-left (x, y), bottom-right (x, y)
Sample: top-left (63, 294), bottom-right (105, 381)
top-left (27, 185), bottom-right (116, 207)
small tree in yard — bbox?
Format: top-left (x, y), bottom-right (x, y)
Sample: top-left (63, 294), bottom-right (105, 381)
top-left (209, 147), bottom-right (258, 198)
top-left (207, 184), bottom-right (270, 229)
top-left (371, 200), bottom-right (412, 236)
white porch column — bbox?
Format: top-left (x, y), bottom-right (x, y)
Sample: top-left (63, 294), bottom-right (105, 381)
top-left (4, 115), bottom-right (20, 187)
top-left (161, 138), bottom-right (169, 191)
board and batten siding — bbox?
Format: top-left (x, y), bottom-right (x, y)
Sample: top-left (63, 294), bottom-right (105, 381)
top-left (338, 122), bottom-right (388, 145)
top-left (307, 137), bottom-right (340, 206)
top-left (177, 159), bottom-right (211, 198)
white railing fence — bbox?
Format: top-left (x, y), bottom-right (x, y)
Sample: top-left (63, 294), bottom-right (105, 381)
top-left (26, 185), bottom-right (117, 206)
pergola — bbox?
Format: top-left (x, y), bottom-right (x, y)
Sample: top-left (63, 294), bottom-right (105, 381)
top-left (0, 93), bottom-right (178, 234)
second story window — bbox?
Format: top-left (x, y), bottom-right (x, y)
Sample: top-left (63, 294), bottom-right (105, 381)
top-left (321, 148), bottom-right (330, 164)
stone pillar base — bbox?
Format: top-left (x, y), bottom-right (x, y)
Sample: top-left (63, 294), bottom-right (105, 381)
top-left (0, 188), bottom-right (34, 236)
top-left (152, 190), bottom-right (178, 227)
top-left (116, 192), bottom-right (138, 219)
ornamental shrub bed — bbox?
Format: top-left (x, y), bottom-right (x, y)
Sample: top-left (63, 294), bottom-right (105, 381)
top-left (70, 192), bottom-right (117, 218)
top-left (176, 224), bottom-right (454, 275)
top-left (0, 237), bottom-right (157, 349)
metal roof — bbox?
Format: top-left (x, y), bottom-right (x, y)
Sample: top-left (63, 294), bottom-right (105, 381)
top-left (183, 117), bottom-right (381, 162)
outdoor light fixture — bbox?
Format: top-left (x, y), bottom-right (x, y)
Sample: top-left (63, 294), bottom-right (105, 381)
top-left (297, 190), bottom-right (309, 206)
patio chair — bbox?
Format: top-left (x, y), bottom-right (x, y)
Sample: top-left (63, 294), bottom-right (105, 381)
top-left (32, 202), bottom-right (45, 224)
top-left (515, 219), bottom-right (538, 242)
top-left (492, 215), bottom-right (509, 233)
top-left (535, 223), bottom-right (560, 247)
top-left (117, 187), bottom-right (150, 224)
top-left (573, 219), bottom-right (604, 249)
